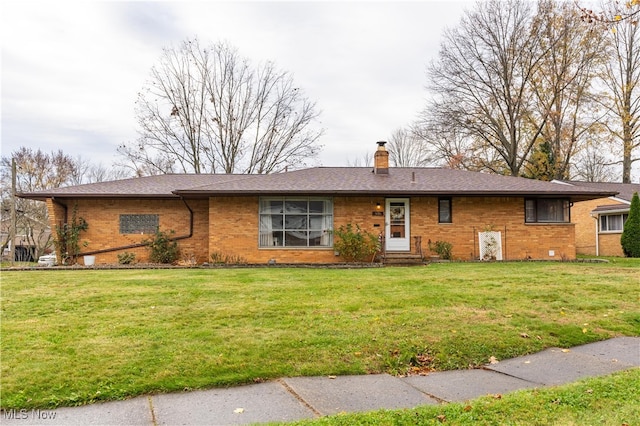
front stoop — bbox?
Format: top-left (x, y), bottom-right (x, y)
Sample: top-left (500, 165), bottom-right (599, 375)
top-left (382, 253), bottom-right (425, 266)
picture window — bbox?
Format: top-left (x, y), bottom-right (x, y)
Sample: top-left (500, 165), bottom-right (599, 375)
top-left (259, 197), bottom-right (333, 247)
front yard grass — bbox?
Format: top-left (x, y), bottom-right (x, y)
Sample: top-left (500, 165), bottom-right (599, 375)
top-left (1, 260), bottom-right (639, 410)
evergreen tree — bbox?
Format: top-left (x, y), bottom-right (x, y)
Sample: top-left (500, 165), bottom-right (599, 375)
top-left (621, 192), bottom-right (640, 257)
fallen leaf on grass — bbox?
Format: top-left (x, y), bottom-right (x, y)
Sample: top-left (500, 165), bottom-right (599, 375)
top-left (463, 405), bottom-right (472, 412)
top-left (520, 333), bottom-right (530, 338)
top-left (493, 394), bottom-right (502, 399)
top-left (415, 354), bottom-right (433, 365)
top-left (408, 366), bottom-right (432, 376)
top-left (489, 356), bottom-right (499, 364)
top-left (436, 414), bottom-right (446, 422)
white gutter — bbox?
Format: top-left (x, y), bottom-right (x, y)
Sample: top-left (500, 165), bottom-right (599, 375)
top-left (591, 207), bottom-right (631, 215)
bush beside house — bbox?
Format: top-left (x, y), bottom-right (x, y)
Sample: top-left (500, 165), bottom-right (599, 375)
top-left (621, 192), bottom-right (640, 257)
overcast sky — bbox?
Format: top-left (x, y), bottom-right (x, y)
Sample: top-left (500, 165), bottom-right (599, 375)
top-left (2, 1), bottom-right (474, 170)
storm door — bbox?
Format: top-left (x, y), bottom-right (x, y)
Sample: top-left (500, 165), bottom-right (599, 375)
top-left (385, 198), bottom-right (410, 251)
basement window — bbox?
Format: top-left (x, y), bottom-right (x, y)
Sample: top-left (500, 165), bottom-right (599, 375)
top-left (525, 199), bottom-right (570, 223)
top-left (119, 214), bottom-right (159, 234)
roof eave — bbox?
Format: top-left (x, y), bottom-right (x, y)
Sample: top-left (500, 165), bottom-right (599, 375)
top-left (173, 190), bottom-right (618, 200)
top-left (17, 192), bottom-right (180, 200)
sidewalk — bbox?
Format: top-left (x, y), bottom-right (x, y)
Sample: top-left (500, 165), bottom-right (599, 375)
top-left (3, 337), bottom-right (638, 426)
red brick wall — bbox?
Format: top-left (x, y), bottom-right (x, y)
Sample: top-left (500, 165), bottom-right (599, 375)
top-left (573, 198), bottom-right (603, 255)
top-left (572, 197), bottom-right (625, 256)
top-left (47, 195), bottom-right (578, 264)
top-left (599, 233), bottom-right (625, 257)
top-left (410, 197), bottom-right (575, 261)
top-left (207, 195), bottom-right (575, 263)
top-left (46, 198), bottom-right (209, 264)
top-left (45, 199), bottom-right (67, 261)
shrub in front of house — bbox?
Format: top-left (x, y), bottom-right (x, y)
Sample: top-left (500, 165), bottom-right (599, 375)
top-left (117, 251), bottom-right (136, 265)
top-left (144, 230), bottom-right (180, 264)
top-left (429, 240), bottom-right (453, 260)
top-left (621, 192), bottom-right (640, 258)
top-left (333, 223), bottom-right (380, 262)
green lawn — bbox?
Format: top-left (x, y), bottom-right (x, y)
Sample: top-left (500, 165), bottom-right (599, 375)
top-left (1, 260), bottom-right (639, 411)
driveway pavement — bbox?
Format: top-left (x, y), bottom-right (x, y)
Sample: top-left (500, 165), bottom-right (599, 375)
top-left (3, 337), bottom-right (638, 425)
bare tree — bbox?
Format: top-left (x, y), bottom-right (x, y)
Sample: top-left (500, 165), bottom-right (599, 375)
top-left (69, 156), bottom-right (131, 185)
top-left (524, 0), bottom-right (608, 180)
top-left (118, 39), bottom-right (324, 175)
top-left (412, 115), bottom-right (505, 170)
top-left (0, 148), bottom-right (80, 259)
top-left (346, 152), bottom-right (373, 168)
top-left (578, 0), bottom-right (640, 24)
top-left (425, 0), bottom-right (549, 176)
top-left (573, 135), bottom-right (617, 181)
top-left (386, 128), bottom-right (434, 167)
top-left (598, 11), bottom-right (640, 183)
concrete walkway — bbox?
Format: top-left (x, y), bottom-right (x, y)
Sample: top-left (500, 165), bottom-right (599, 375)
top-left (3, 337), bottom-right (638, 426)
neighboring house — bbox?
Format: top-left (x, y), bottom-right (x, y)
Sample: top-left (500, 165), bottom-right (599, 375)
top-left (19, 143), bottom-right (617, 265)
top-left (563, 181), bottom-right (640, 257)
top-left (1, 213), bottom-right (52, 262)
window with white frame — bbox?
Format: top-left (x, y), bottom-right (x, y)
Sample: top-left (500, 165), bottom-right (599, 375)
top-left (525, 199), bottom-right (570, 223)
top-left (259, 198), bottom-right (333, 247)
top-left (600, 213), bottom-right (628, 232)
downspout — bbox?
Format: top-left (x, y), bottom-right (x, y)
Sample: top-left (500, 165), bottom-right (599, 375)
top-left (503, 225), bottom-right (507, 261)
top-left (174, 197), bottom-right (194, 241)
top-left (79, 197), bottom-right (194, 256)
top-left (592, 214), bottom-right (599, 257)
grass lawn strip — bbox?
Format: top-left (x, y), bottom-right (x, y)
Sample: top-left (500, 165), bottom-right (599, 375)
top-left (1, 260), bottom-right (639, 409)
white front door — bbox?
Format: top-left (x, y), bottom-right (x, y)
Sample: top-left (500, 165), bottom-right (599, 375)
top-left (385, 198), bottom-right (410, 251)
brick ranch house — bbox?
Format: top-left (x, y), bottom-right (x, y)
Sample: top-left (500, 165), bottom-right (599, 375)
top-left (20, 143), bottom-right (617, 265)
top-left (563, 181), bottom-right (640, 257)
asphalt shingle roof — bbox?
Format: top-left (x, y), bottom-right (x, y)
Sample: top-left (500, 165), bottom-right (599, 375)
top-left (19, 167), bottom-right (620, 202)
top-left (18, 174), bottom-right (243, 199)
top-left (174, 168), bottom-right (618, 201)
top-left (564, 181), bottom-right (640, 203)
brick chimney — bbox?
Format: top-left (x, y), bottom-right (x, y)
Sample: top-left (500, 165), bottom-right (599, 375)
top-left (374, 141), bottom-right (389, 174)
